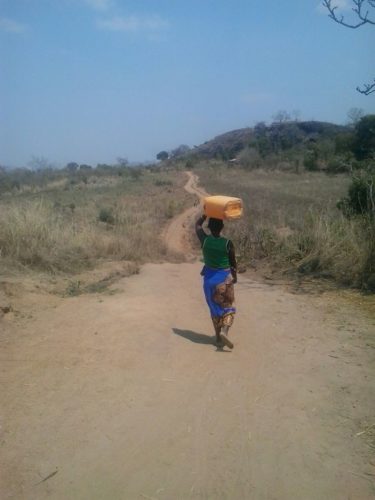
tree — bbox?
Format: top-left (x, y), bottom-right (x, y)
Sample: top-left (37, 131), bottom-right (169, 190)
top-left (322, 0), bottom-right (375, 95)
top-left (170, 144), bottom-right (190, 158)
top-left (272, 110), bottom-right (291, 123)
top-left (156, 151), bottom-right (169, 161)
top-left (29, 156), bottom-right (51, 171)
top-left (347, 107), bottom-right (364, 126)
top-left (117, 157), bottom-right (128, 167)
top-left (254, 121), bottom-right (267, 137)
top-left (352, 114), bottom-right (375, 159)
top-left (335, 131), bottom-right (355, 154)
top-left (79, 164), bottom-right (92, 171)
top-left (66, 162), bottom-right (79, 173)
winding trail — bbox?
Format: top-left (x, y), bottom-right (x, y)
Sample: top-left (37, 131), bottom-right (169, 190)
top-left (162, 171), bottom-right (208, 258)
top-left (1, 173), bottom-right (375, 500)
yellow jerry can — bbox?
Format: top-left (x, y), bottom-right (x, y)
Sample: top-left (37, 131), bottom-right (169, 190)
top-left (203, 195), bottom-right (243, 220)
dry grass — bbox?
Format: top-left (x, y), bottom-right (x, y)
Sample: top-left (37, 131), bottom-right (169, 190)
top-left (282, 213), bottom-right (375, 287)
top-left (0, 170), bottom-right (193, 275)
top-left (196, 163), bottom-right (375, 289)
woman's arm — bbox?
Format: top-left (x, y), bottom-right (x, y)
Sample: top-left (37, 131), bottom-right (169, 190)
top-left (195, 214), bottom-right (207, 245)
top-left (227, 240), bottom-right (237, 284)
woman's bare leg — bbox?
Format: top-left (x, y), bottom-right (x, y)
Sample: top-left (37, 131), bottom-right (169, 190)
top-left (212, 318), bottom-right (223, 346)
top-left (220, 325), bottom-right (234, 349)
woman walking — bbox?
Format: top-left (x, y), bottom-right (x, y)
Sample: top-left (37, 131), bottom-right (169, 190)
top-left (195, 214), bottom-right (237, 349)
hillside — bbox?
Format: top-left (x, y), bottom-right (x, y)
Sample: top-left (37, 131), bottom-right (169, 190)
top-left (183, 121), bottom-right (349, 161)
top-left (193, 127), bottom-right (254, 159)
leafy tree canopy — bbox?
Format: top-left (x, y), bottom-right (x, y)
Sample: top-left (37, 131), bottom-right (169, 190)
top-left (353, 114), bottom-right (375, 160)
top-left (156, 151), bottom-right (169, 161)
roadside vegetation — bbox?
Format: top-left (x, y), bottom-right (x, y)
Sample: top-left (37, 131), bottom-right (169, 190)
top-left (0, 165), bottom-right (192, 277)
top-left (196, 165), bottom-right (374, 289)
top-left (1, 114), bottom-right (374, 292)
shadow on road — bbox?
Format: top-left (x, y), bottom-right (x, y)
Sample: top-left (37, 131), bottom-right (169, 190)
top-left (172, 328), bottom-right (214, 345)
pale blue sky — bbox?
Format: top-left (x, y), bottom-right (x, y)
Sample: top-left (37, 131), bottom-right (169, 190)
top-left (1, 0), bottom-right (374, 167)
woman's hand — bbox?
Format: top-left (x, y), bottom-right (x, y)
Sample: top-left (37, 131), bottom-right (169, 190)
top-left (196, 214), bottom-right (207, 226)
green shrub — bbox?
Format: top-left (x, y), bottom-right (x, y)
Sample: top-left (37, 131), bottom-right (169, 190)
top-left (303, 152), bottom-right (319, 171)
top-left (326, 157), bottom-right (350, 174)
top-left (165, 200), bottom-right (177, 218)
top-left (129, 168), bottom-right (142, 180)
top-left (98, 208), bottom-right (115, 224)
top-left (337, 168), bottom-right (375, 216)
top-left (335, 132), bottom-right (355, 155)
top-left (154, 178), bottom-right (173, 187)
top-left (185, 158), bottom-right (196, 169)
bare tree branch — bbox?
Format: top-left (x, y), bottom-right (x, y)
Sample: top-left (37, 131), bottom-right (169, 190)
top-left (322, 0), bottom-right (375, 28)
top-left (322, 0), bottom-right (374, 95)
top-left (356, 79), bottom-right (375, 95)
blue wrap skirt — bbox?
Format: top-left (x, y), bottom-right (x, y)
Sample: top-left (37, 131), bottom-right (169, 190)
top-left (202, 266), bottom-right (236, 321)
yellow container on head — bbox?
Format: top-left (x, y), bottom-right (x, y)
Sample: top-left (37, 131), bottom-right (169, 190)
top-left (203, 195), bottom-right (243, 220)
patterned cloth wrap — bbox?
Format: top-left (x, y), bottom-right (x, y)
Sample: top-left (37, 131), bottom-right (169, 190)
top-left (202, 266), bottom-right (235, 329)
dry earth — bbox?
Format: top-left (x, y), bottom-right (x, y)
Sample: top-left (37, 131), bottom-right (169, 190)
top-left (1, 173), bottom-right (375, 500)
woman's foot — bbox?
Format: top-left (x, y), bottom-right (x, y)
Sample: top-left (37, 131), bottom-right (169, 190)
top-left (215, 336), bottom-right (224, 348)
top-left (220, 326), bottom-right (234, 349)
top-left (220, 333), bottom-right (234, 349)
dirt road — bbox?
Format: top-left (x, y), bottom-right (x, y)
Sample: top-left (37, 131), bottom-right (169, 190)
top-left (1, 173), bottom-right (375, 499)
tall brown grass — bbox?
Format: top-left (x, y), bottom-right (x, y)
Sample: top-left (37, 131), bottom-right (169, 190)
top-left (197, 163), bottom-right (374, 289)
top-left (280, 213), bottom-right (375, 287)
top-left (0, 170), bottom-right (192, 274)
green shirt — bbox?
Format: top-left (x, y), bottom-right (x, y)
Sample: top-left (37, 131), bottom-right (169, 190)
top-left (202, 235), bottom-right (230, 269)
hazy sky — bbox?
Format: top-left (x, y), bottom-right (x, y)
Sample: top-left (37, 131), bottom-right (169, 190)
top-left (1, 0), bottom-right (374, 167)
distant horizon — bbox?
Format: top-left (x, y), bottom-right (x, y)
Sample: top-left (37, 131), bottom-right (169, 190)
top-left (1, 0), bottom-right (374, 168)
top-left (0, 115), bottom-right (364, 170)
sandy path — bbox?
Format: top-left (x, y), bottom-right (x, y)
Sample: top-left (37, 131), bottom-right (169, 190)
top-left (162, 172), bottom-right (207, 258)
top-left (1, 173), bottom-right (375, 500)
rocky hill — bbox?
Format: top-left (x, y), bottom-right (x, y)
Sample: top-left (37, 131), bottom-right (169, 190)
top-left (186, 121), bottom-right (348, 160)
